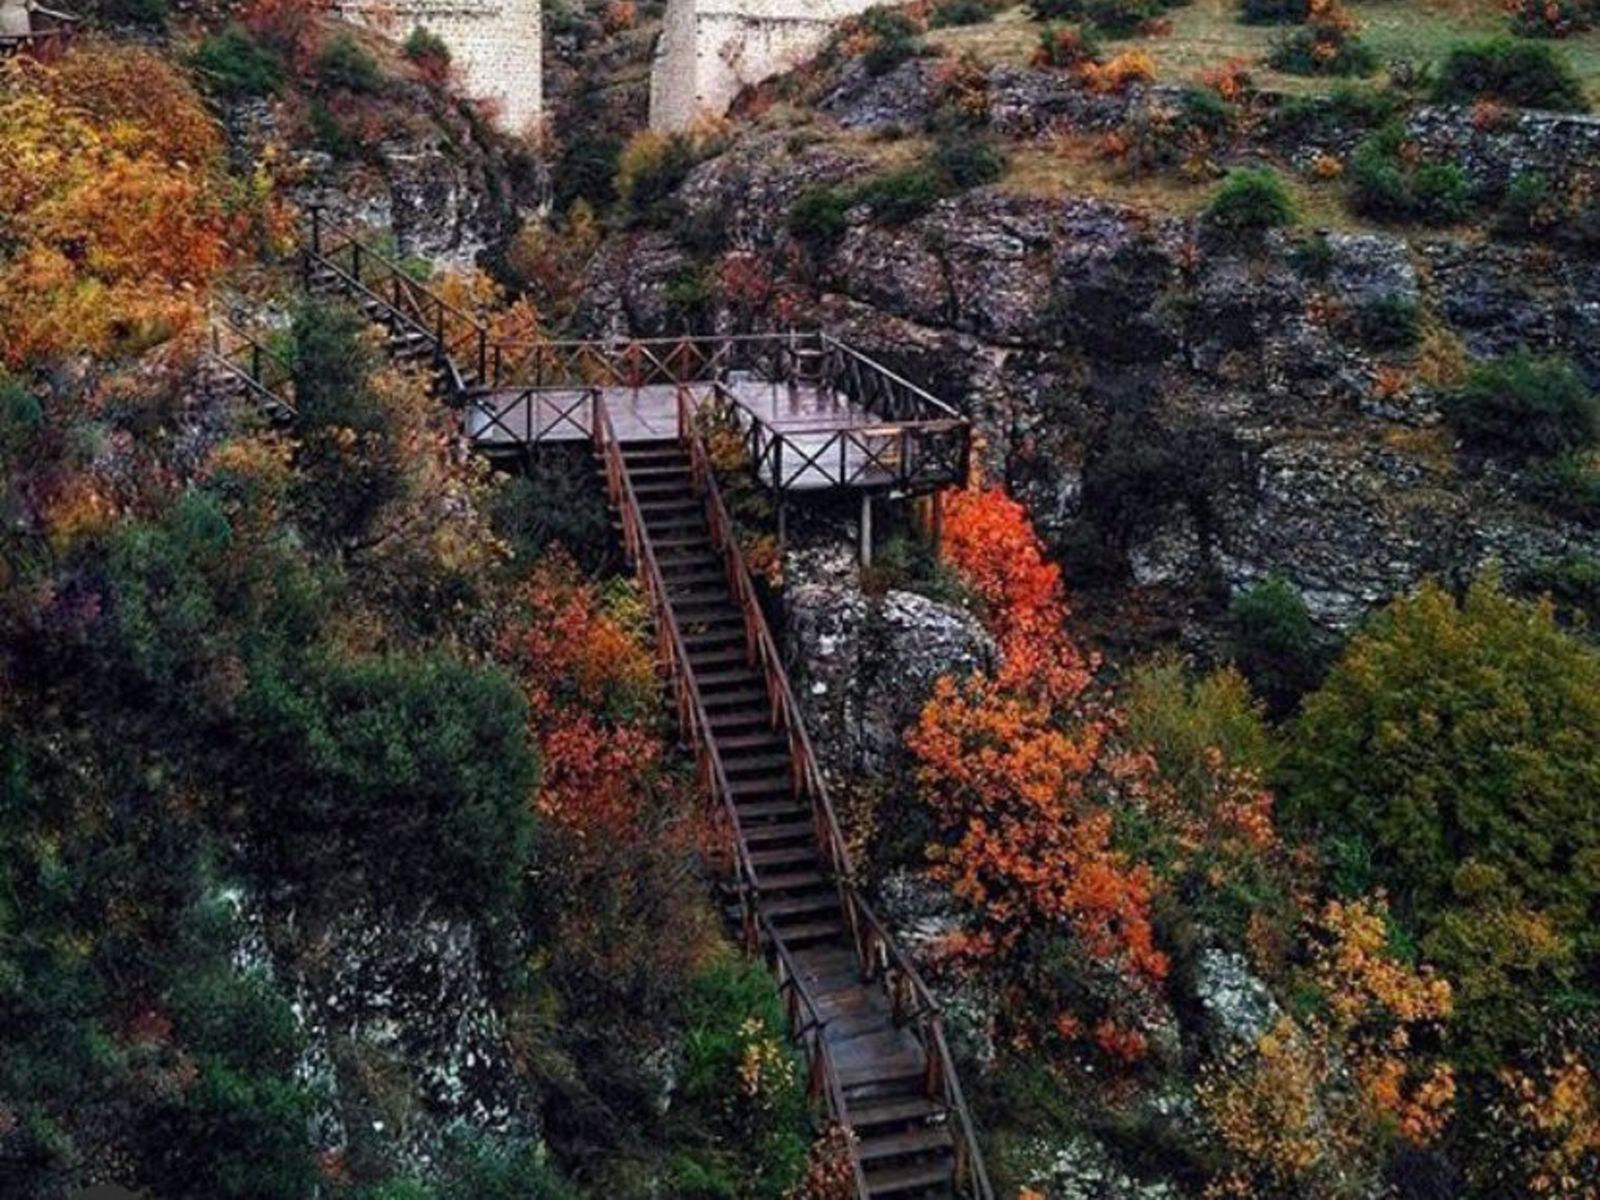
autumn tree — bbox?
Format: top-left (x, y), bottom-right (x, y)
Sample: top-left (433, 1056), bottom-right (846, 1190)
top-left (1291, 569), bottom-right (1599, 1087)
top-left (911, 487), bottom-right (1166, 1057)
top-left (0, 44), bottom-right (273, 367)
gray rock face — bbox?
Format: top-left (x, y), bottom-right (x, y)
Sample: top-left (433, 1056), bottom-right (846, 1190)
top-left (1193, 950), bottom-right (1281, 1051)
top-left (784, 546), bottom-right (997, 779)
top-left (583, 64), bottom-right (1600, 639)
top-left (258, 900), bottom-right (536, 1168)
top-left (1019, 1131), bottom-right (1183, 1200)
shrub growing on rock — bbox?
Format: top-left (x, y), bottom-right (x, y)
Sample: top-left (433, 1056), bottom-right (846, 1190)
top-left (1443, 351), bottom-right (1599, 462)
top-left (191, 25), bottom-right (284, 98)
top-left (1229, 575), bottom-right (1327, 714)
top-left (1505, 0), bottom-right (1592, 39)
top-left (1269, 0), bottom-right (1377, 77)
top-left (315, 32), bottom-right (384, 95)
top-left (930, 0), bottom-right (994, 26)
top-left (788, 185), bottom-right (852, 245)
top-left (1432, 36), bottom-right (1588, 111)
top-left (1238, 0), bottom-right (1309, 24)
top-left (932, 132), bottom-right (1007, 188)
top-left (1349, 123), bottom-right (1474, 224)
top-left (1349, 294), bottom-right (1421, 349)
top-left (1205, 168), bottom-right (1297, 232)
top-left (1033, 22), bottom-right (1101, 68)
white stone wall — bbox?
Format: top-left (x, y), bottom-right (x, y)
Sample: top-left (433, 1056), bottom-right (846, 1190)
top-left (650, 0), bottom-right (882, 131)
top-left (336, 0), bottom-right (543, 136)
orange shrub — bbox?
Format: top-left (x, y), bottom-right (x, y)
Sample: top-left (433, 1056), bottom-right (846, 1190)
top-left (1080, 50), bottom-right (1156, 94)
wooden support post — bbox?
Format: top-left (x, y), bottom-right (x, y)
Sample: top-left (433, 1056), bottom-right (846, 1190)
top-left (931, 488), bottom-right (945, 554)
top-left (862, 495), bottom-right (873, 566)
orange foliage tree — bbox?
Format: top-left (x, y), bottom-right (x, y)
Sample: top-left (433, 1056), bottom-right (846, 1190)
top-left (910, 487), bottom-right (1166, 1056)
top-left (496, 556), bottom-right (673, 846)
top-left (0, 43), bottom-right (269, 368)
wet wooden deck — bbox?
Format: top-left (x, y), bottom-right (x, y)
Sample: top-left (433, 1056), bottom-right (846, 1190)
top-left (467, 374), bottom-right (904, 491)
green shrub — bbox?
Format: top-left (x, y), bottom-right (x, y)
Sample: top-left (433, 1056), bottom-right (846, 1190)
top-left (1081, 0), bottom-right (1164, 35)
top-left (1525, 450), bottom-right (1600, 522)
top-left (91, 0), bottom-right (169, 27)
top-left (308, 98), bottom-right (359, 161)
top-left (672, 954), bottom-right (809, 1198)
top-left (1288, 231), bottom-right (1335, 278)
top-left (1238, 0), bottom-right (1308, 24)
top-left (932, 133), bottom-right (1007, 189)
top-left (617, 131), bottom-right (700, 226)
top-left (403, 25), bottom-right (451, 68)
top-left (1270, 23), bottom-right (1378, 76)
top-left (316, 32), bottom-right (384, 95)
top-left (1205, 167), bottom-right (1297, 232)
top-left (788, 186), bottom-right (853, 246)
top-left (1349, 294), bottom-right (1421, 349)
top-left (930, 0), bottom-right (994, 26)
top-left (149, 1061), bottom-right (318, 1200)
top-left (856, 165), bottom-right (947, 224)
top-left (1033, 21), bottom-right (1101, 68)
top-left (1524, 553), bottom-right (1600, 623)
top-left (1444, 351), bottom-right (1599, 462)
top-left (1349, 123), bottom-right (1474, 223)
top-left (857, 7), bottom-right (924, 75)
top-left (1505, 0), bottom-right (1593, 39)
top-left (1229, 574), bottom-right (1327, 714)
top-left (1178, 86), bottom-right (1238, 134)
top-left (1497, 170), bottom-right (1566, 236)
top-left (489, 451), bottom-right (615, 574)
top-left (241, 652), bottom-right (539, 913)
top-left (1030, 0), bottom-right (1087, 19)
top-left (1432, 36), bottom-right (1588, 111)
top-left (191, 25), bottom-right (284, 99)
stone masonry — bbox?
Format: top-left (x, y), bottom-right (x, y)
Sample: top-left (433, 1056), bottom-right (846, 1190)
top-left (650, 0), bottom-right (882, 131)
top-left (336, 0), bottom-right (543, 135)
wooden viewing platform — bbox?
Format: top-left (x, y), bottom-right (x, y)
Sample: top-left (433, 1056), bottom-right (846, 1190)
top-left (467, 334), bottom-right (971, 496)
top-left (293, 214), bottom-right (993, 1198)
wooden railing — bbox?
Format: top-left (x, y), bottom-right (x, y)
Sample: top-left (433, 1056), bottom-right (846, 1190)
top-left (592, 394), bottom-right (863, 1190)
top-left (677, 390), bottom-right (994, 1200)
top-left (302, 206), bottom-right (488, 397)
top-left (207, 310), bottom-right (297, 420)
top-left (0, 7), bottom-right (78, 57)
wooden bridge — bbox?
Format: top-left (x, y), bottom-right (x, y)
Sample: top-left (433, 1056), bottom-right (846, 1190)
top-left (271, 215), bottom-right (993, 1197)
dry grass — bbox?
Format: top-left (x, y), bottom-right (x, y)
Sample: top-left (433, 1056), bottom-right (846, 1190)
top-left (928, 0), bottom-right (1600, 102)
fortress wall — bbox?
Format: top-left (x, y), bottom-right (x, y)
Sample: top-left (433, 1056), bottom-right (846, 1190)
top-left (650, 0), bottom-right (881, 131)
top-left (336, 0), bottom-right (543, 135)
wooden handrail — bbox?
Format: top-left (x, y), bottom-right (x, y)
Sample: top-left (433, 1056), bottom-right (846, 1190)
top-left (595, 392), bottom-right (865, 1193)
top-left (207, 310), bottom-right (297, 419)
top-left (301, 208), bottom-right (484, 397)
top-left (677, 388), bottom-right (995, 1200)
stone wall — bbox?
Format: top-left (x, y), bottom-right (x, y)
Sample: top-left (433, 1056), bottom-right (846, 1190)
top-left (336, 0), bottom-right (543, 135)
top-left (649, 0), bottom-right (880, 131)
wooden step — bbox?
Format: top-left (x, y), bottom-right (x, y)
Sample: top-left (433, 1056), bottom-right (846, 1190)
top-left (701, 687), bottom-right (768, 711)
top-left (736, 799), bottom-right (809, 822)
top-left (685, 627), bottom-right (750, 649)
top-left (750, 844), bottom-right (820, 869)
top-left (849, 1097), bottom-right (945, 1133)
top-left (863, 1159), bottom-right (954, 1198)
top-left (858, 1126), bottom-right (953, 1165)
top-left (729, 774), bottom-right (792, 799)
top-left (743, 819), bottom-right (813, 845)
top-left (755, 870), bottom-right (828, 893)
top-left (696, 667), bottom-right (762, 690)
top-left (762, 918), bottom-right (846, 948)
top-left (713, 730), bottom-right (785, 752)
top-left (761, 892), bottom-right (841, 921)
top-left (722, 752), bottom-right (791, 776)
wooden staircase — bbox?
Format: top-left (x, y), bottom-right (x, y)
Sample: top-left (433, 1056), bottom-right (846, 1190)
top-left (596, 398), bottom-right (994, 1200)
top-left (299, 206), bottom-right (488, 399)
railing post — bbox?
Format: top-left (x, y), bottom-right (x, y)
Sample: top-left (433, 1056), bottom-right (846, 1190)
top-left (478, 329), bottom-right (487, 385)
top-left (309, 205), bottom-right (322, 255)
top-left (351, 240), bottom-right (361, 285)
top-left (252, 344), bottom-right (262, 386)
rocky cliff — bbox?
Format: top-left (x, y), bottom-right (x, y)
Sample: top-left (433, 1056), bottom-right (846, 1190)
top-left (577, 58), bottom-right (1600, 642)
